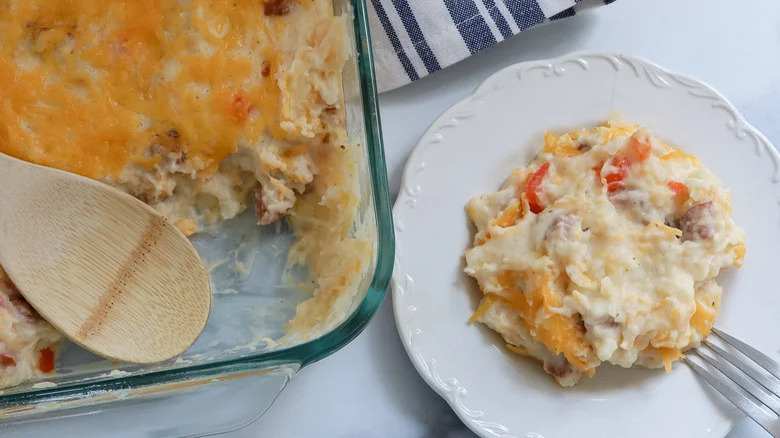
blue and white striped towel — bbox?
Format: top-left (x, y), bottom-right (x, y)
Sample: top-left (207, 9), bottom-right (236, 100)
top-left (368, 0), bottom-right (616, 92)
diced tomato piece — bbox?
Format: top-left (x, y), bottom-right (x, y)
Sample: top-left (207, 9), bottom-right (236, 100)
top-left (629, 135), bottom-right (651, 161)
top-left (667, 181), bottom-right (689, 201)
top-left (38, 348), bottom-right (55, 373)
top-left (607, 181), bottom-right (624, 193)
top-left (601, 156), bottom-right (631, 193)
top-left (604, 171), bottom-right (624, 184)
top-left (612, 156), bottom-right (631, 175)
top-left (0, 354), bottom-right (16, 367)
top-left (525, 162), bottom-right (551, 214)
top-left (667, 181), bottom-right (686, 194)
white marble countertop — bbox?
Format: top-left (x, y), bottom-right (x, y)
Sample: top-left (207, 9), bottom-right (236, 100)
top-left (231, 0), bottom-right (780, 436)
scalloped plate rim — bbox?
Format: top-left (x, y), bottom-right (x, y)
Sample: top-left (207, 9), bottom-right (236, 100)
top-left (392, 51), bottom-right (779, 438)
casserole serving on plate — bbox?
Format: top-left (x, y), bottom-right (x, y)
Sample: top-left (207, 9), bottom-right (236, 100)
top-left (392, 52), bottom-right (779, 438)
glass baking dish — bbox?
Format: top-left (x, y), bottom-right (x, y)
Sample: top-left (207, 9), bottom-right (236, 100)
top-left (0, 0), bottom-right (392, 436)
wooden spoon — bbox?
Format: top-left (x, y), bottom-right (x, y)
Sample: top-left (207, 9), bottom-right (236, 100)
top-left (0, 153), bottom-right (211, 364)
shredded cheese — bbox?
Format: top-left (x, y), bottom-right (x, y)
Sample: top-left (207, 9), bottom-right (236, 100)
top-left (470, 294), bottom-right (497, 323)
top-left (505, 343), bottom-right (529, 357)
top-left (0, 1), bottom-right (287, 179)
top-left (543, 131), bottom-right (582, 157)
top-left (497, 272), bottom-right (596, 375)
top-left (655, 347), bottom-right (684, 373)
top-left (648, 219), bottom-right (683, 238)
top-left (689, 296), bottom-right (718, 337)
top-left (661, 149), bottom-right (703, 166)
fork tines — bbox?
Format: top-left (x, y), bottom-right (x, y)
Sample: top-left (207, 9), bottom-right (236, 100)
top-left (684, 328), bottom-right (780, 437)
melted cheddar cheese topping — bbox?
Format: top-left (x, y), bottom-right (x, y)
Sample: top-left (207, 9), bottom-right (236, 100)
top-left (465, 118), bottom-right (745, 387)
top-left (0, 0), bottom-right (303, 179)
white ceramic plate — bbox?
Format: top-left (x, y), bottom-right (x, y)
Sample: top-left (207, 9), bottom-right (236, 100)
top-left (392, 52), bottom-right (780, 438)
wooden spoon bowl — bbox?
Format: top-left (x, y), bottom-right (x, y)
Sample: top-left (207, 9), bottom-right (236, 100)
top-left (0, 153), bottom-right (211, 364)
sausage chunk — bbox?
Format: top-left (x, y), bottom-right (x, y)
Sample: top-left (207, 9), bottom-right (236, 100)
top-left (264, 0), bottom-right (292, 16)
top-left (680, 201), bottom-right (716, 241)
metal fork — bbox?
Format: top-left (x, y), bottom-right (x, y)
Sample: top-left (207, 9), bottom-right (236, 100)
top-left (684, 328), bottom-right (780, 437)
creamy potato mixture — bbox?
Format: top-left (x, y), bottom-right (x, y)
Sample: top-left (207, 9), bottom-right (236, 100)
top-left (465, 119), bottom-right (745, 386)
top-left (0, 0), bottom-right (366, 388)
top-left (0, 268), bottom-right (61, 389)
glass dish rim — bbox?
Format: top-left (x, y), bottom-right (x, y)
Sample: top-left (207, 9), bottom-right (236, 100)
top-left (0, 0), bottom-right (393, 409)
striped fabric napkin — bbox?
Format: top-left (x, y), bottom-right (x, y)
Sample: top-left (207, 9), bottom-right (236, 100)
top-left (367, 0), bottom-right (616, 92)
